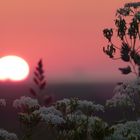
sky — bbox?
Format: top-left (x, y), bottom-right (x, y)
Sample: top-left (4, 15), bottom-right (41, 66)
top-left (0, 0), bottom-right (138, 83)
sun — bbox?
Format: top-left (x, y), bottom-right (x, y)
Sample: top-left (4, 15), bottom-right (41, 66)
top-left (0, 55), bottom-right (30, 81)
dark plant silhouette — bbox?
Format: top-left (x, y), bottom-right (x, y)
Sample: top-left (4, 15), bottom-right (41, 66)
top-left (103, 2), bottom-right (140, 77)
top-left (30, 59), bottom-right (53, 106)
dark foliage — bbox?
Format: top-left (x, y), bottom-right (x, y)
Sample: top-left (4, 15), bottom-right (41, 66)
top-left (120, 43), bottom-right (130, 62)
top-left (103, 28), bottom-right (113, 42)
top-left (115, 17), bottom-right (127, 40)
top-left (103, 3), bottom-right (140, 77)
top-left (30, 59), bottom-right (53, 106)
top-left (119, 66), bottom-right (132, 74)
top-left (103, 44), bottom-right (116, 58)
top-left (130, 50), bottom-right (140, 65)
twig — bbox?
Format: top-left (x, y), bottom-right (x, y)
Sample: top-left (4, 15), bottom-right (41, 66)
top-left (130, 59), bottom-right (138, 76)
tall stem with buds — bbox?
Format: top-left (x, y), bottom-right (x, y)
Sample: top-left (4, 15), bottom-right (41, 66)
top-left (30, 59), bottom-right (52, 106)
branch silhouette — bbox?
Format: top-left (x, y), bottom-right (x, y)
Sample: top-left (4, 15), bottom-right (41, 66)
top-left (103, 3), bottom-right (140, 77)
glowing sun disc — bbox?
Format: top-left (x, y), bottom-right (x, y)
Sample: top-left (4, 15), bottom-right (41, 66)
top-left (0, 55), bottom-right (30, 81)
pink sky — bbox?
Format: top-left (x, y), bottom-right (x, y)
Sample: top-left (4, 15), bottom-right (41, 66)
top-left (0, 0), bottom-right (137, 83)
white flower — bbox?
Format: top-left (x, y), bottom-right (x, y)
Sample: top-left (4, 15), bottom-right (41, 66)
top-left (88, 116), bottom-right (108, 135)
top-left (39, 106), bottom-right (62, 116)
top-left (57, 98), bottom-right (71, 105)
top-left (106, 93), bottom-right (134, 108)
top-left (129, 78), bottom-right (140, 93)
top-left (108, 120), bottom-right (140, 139)
top-left (77, 100), bottom-right (104, 112)
top-left (106, 79), bottom-right (140, 109)
top-left (56, 98), bottom-right (104, 114)
top-left (92, 104), bottom-right (104, 112)
top-left (67, 113), bottom-right (107, 131)
top-left (0, 129), bottom-right (18, 140)
top-left (39, 106), bottom-right (65, 125)
top-left (113, 82), bottom-right (135, 96)
top-left (89, 116), bottom-right (100, 124)
top-left (78, 100), bottom-right (93, 108)
top-left (67, 113), bottom-right (87, 124)
top-left (41, 113), bottom-right (65, 125)
top-left (56, 98), bottom-right (71, 113)
top-left (0, 99), bottom-right (6, 107)
top-left (13, 96), bottom-right (40, 112)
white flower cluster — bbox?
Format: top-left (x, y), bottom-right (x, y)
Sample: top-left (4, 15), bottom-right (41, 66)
top-left (56, 98), bottom-right (104, 114)
top-left (106, 120), bottom-right (140, 140)
top-left (0, 129), bottom-right (18, 140)
top-left (0, 99), bottom-right (6, 107)
top-left (88, 116), bottom-right (108, 137)
top-left (67, 113), bottom-right (108, 137)
top-left (57, 98), bottom-right (70, 105)
top-left (13, 96), bottom-right (40, 112)
top-left (67, 113), bottom-right (87, 124)
top-left (129, 78), bottom-right (140, 93)
top-left (106, 79), bottom-right (140, 108)
top-left (106, 93), bottom-right (134, 108)
top-left (113, 82), bottom-right (135, 96)
top-left (38, 106), bottom-right (65, 125)
top-left (77, 100), bottom-right (104, 112)
top-left (67, 114), bottom-right (107, 129)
